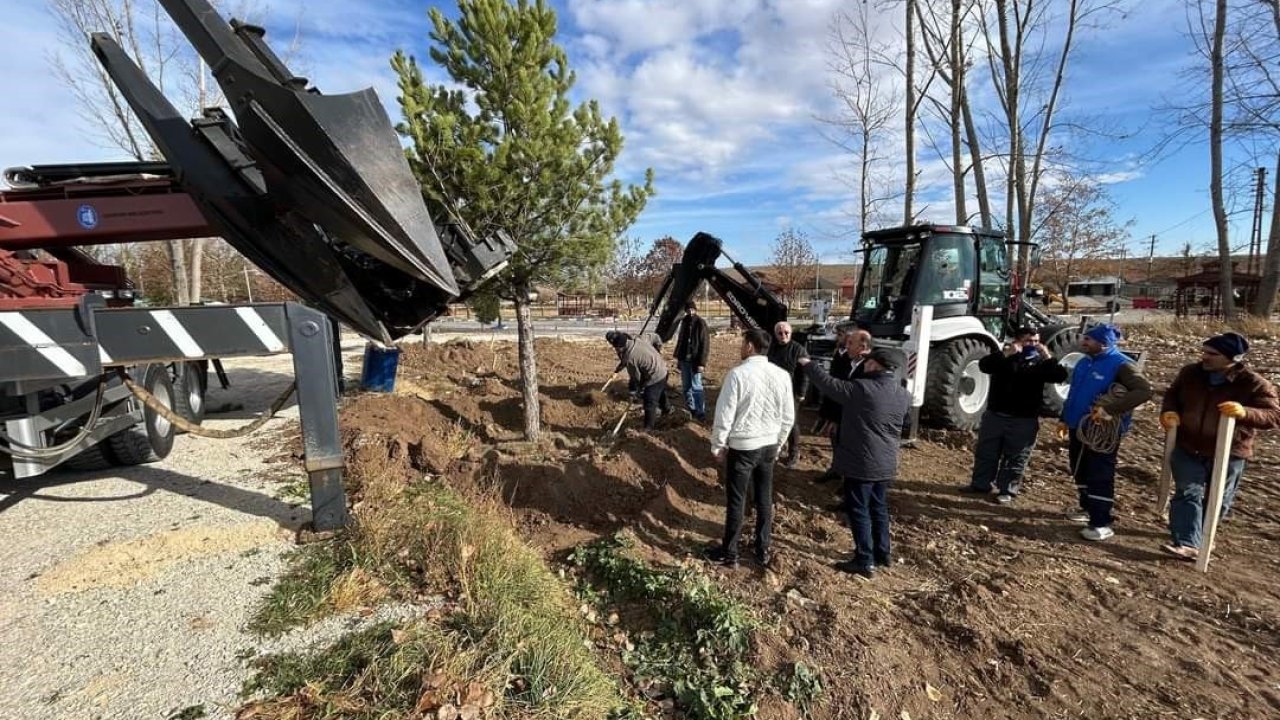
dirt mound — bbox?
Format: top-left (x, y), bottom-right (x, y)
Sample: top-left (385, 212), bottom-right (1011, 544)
top-left (328, 329), bottom-right (1280, 719)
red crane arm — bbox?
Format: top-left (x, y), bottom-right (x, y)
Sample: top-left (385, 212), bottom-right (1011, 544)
top-left (0, 178), bottom-right (213, 251)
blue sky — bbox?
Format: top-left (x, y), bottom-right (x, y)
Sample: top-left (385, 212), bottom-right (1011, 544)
top-left (1, 0), bottom-right (1271, 266)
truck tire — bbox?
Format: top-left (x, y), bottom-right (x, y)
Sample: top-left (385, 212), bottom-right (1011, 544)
top-left (922, 338), bottom-right (991, 432)
top-left (106, 364), bottom-right (176, 466)
top-left (62, 441), bottom-right (117, 471)
top-left (171, 361), bottom-right (208, 426)
top-left (1042, 327), bottom-right (1084, 416)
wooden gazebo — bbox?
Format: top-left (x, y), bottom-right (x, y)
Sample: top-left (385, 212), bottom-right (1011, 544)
top-left (1174, 262), bottom-right (1261, 318)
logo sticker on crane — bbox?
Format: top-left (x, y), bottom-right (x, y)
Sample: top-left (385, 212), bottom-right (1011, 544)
top-left (76, 204), bottom-right (99, 230)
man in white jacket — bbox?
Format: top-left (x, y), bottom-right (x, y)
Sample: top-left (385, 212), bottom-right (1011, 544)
top-left (706, 328), bottom-right (796, 568)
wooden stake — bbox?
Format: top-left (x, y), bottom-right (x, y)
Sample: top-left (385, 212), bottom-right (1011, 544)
top-left (1196, 414), bottom-right (1236, 573)
top-left (1154, 426), bottom-right (1178, 518)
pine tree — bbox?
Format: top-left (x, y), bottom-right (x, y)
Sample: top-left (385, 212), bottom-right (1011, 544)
top-left (393, 0), bottom-right (655, 439)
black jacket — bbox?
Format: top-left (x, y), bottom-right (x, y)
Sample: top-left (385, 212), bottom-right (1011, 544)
top-left (818, 350), bottom-right (867, 422)
top-left (674, 313), bottom-right (709, 367)
top-left (804, 364), bottom-right (911, 482)
top-left (768, 340), bottom-right (810, 399)
top-left (978, 350), bottom-right (1069, 418)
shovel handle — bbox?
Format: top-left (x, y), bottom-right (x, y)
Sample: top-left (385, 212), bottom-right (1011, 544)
top-left (601, 372), bottom-right (619, 392)
top-left (1154, 425), bottom-right (1177, 517)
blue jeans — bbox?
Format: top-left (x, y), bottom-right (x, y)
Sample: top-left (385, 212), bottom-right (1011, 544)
top-left (1168, 446), bottom-right (1246, 548)
top-left (844, 479), bottom-right (891, 570)
top-left (679, 361), bottom-right (705, 419)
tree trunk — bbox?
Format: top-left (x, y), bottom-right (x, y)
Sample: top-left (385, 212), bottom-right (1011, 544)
top-left (189, 237), bottom-right (205, 303)
top-left (961, 86), bottom-right (991, 228)
top-left (165, 239), bottom-right (190, 305)
top-left (513, 284), bottom-right (541, 440)
top-left (949, 0), bottom-right (967, 224)
top-left (1253, 152), bottom-right (1280, 316)
top-left (904, 0), bottom-right (917, 225)
top-left (1210, 0), bottom-right (1234, 317)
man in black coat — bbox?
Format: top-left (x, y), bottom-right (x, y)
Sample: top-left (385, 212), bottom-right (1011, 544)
top-left (674, 300), bottom-right (710, 421)
top-left (964, 327), bottom-right (1068, 503)
top-left (816, 326), bottom-right (872, 483)
top-left (800, 348), bottom-right (911, 579)
top-left (767, 321), bottom-right (810, 467)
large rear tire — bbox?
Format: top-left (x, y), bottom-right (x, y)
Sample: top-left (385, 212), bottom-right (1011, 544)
top-left (922, 338), bottom-right (991, 432)
top-left (1042, 328), bottom-right (1083, 417)
top-left (171, 361), bottom-right (208, 426)
top-left (106, 364), bottom-right (176, 466)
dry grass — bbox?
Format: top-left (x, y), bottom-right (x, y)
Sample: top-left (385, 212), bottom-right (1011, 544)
top-left (242, 440), bottom-right (626, 719)
top-left (1126, 314), bottom-right (1280, 341)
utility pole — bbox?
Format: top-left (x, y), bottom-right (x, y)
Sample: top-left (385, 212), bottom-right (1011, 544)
top-left (1147, 234), bottom-right (1157, 284)
top-left (1249, 166), bottom-right (1267, 275)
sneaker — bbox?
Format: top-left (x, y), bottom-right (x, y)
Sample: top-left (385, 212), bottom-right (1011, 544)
top-left (1161, 543), bottom-right (1199, 561)
top-left (874, 555), bottom-right (892, 569)
top-left (995, 494), bottom-right (1014, 505)
top-left (1080, 526), bottom-right (1115, 542)
top-left (756, 549), bottom-right (773, 568)
top-left (1064, 508), bottom-right (1090, 523)
top-left (833, 559), bottom-right (874, 579)
top-left (703, 545), bottom-right (739, 569)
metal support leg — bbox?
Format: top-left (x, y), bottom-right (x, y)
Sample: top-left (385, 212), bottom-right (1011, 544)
top-left (287, 304), bottom-right (349, 531)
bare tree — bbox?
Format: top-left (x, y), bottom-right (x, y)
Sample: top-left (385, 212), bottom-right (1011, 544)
top-left (769, 229), bottom-right (820, 303)
top-left (916, 0), bottom-right (981, 225)
top-left (1208, 0), bottom-right (1236, 315)
top-left (977, 0), bottom-right (1125, 272)
top-left (1035, 174), bottom-right (1131, 312)
top-left (47, 0), bottom-right (282, 305)
top-left (823, 3), bottom-right (903, 233)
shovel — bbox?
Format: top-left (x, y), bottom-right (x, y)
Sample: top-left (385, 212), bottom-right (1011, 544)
top-left (1153, 426), bottom-right (1177, 519)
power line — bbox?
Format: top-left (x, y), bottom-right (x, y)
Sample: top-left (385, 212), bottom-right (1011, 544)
top-left (1151, 207), bottom-right (1213, 237)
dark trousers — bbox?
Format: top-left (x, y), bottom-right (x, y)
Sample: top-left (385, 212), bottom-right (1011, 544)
top-left (844, 478), bottom-right (891, 570)
top-left (642, 379), bottom-right (671, 429)
top-left (1069, 435), bottom-right (1118, 528)
top-left (722, 445), bottom-right (777, 559)
top-left (970, 412), bottom-right (1039, 495)
top-left (783, 398), bottom-right (801, 462)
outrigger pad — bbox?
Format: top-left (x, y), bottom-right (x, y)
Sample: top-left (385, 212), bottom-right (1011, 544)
top-left (87, 0), bottom-right (514, 342)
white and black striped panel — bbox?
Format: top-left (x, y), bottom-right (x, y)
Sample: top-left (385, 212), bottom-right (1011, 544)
top-left (94, 305), bottom-right (291, 363)
top-left (0, 310), bottom-right (102, 381)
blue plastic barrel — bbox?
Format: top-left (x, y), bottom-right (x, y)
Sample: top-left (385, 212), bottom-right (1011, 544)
top-left (360, 343), bottom-right (401, 392)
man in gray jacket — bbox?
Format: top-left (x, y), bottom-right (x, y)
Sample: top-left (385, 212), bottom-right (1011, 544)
top-left (607, 331), bottom-right (670, 429)
top-left (800, 348), bottom-right (911, 579)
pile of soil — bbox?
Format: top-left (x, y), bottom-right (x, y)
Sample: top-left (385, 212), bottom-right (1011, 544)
top-left (332, 328), bottom-right (1280, 719)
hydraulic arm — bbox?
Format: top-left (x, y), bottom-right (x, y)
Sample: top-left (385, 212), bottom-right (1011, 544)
top-left (648, 232), bottom-right (789, 341)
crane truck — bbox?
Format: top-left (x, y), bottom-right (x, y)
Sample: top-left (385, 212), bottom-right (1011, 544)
top-left (0, 0), bottom-right (515, 531)
top-left (644, 224), bottom-right (1107, 433)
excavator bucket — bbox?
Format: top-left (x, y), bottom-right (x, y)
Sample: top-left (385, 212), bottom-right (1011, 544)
top-left (87, 0), bottom-right (514, 342)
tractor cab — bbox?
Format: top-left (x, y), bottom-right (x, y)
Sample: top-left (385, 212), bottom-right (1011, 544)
top-left (852, 224), bottom-right (1017, 340)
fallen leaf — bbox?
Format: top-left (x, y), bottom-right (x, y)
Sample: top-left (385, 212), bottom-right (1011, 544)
top-left (868, 711), bottom-right (880, 720)
top-left (437, 704), bottom-right (458, 720)
top-left (900, 712), bottom-right (913, 720)
top-left (926, 682), bottom-right (942, 701)
top-left (459, 704), bottom-right (480, 720)
top-left (391, 629), bottom-right (408, 645)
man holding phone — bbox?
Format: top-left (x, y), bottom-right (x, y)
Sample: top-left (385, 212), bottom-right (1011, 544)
top-left (964, 326), bottom-right (1068, 503)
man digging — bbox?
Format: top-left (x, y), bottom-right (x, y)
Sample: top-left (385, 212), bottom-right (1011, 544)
top-left (607, 330), bottom-right (670, 430)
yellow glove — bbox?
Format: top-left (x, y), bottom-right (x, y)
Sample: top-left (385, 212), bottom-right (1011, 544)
top-left (1159, 411), bottom-right (1180, 430)
top-left (1089, 406), bottom-right (1112, 423)
top-left (1218, 401), bottom-right (1246, 419)
top-left (1056, 422), bottom-right (1069, 441)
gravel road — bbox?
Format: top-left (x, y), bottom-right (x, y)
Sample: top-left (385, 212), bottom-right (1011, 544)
top-left (0, 338), bottom-right (370, 720)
